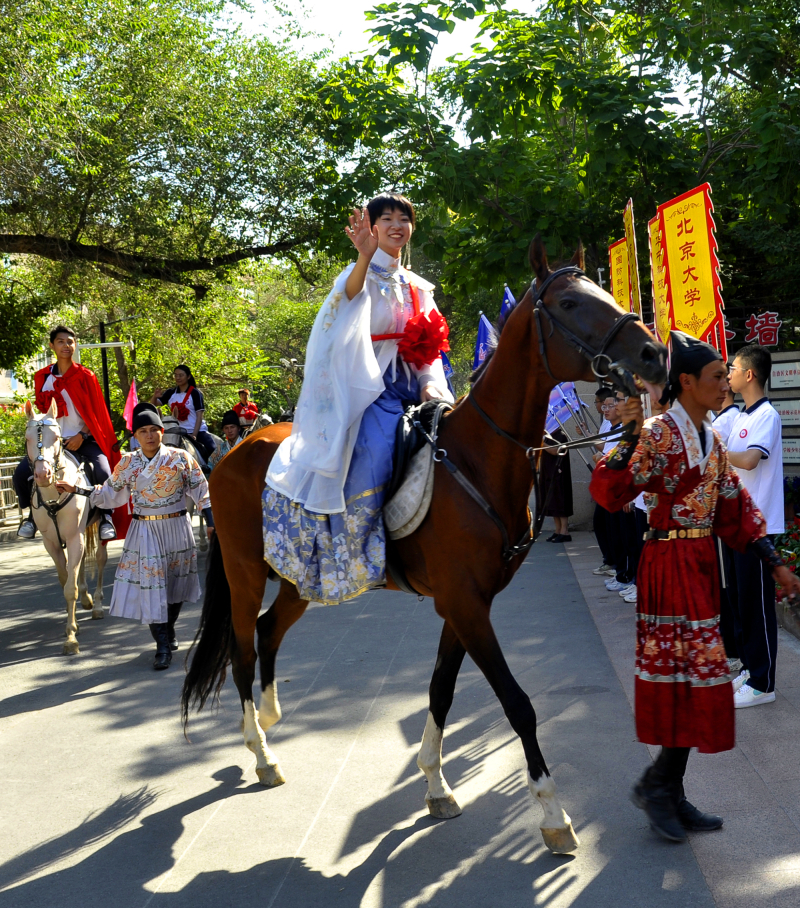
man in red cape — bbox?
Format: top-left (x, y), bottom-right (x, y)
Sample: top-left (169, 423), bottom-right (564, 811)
top-left (591, 331), bottom-right (800, 844)
top-left (14, 325), bottom-right (124, 540)
top-left (232, 388), bottom-right (259, 429)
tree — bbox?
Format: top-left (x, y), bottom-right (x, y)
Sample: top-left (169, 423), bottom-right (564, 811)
top-left (0, 0), bottom-right (334, 300)
top-left (320, 0), bottom-right (800, 313)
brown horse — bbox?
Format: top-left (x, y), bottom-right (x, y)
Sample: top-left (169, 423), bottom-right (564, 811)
top-left (182, 236), bottom-right (667, 854)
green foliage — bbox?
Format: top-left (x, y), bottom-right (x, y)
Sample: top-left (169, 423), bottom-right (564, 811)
top-left (0, 402), bottom-right (27, 457)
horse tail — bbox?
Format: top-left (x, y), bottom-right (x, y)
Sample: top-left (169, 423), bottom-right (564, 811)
top-left (181, 533), bottom-right (232, 732)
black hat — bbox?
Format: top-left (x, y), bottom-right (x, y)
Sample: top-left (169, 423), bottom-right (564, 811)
top-left (669, 331), bottom-right (722, 385)
top-left (131, 402), bottom-right (164, 433)
top-left (221, 410), bottom-right (240, 430)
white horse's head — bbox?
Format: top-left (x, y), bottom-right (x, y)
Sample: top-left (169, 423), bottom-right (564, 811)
top-left (25, 398), bottom-right (63, 487)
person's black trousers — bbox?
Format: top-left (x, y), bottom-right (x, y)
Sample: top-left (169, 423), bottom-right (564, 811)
top-left (14, 437), bottom-right (110, 509)
top-left (609, 509), bottom-right (639, 584)
top-left (593, 502), bottom-right (615, 567)
top-left (728, 541), bottom-right (778, 693)
top-left (717, 538), bottom-right (739, 660)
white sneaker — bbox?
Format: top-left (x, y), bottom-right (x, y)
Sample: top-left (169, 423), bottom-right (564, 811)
top-left (732, 669), bottom-right (750, 693)
top-left (618, 584), bottom-right (635, 598)
top-left (733, 683), bottom-right (775, 709)
top-left (623, 587), bottom-right (638, 603)
top-left (593, 563), bottom-right (616, 575)
top-left (605, 578), bottom-right (630, 591)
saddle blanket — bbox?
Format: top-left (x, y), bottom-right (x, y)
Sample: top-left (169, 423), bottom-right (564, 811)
top-left (383, 443), bottom-right (434, 539)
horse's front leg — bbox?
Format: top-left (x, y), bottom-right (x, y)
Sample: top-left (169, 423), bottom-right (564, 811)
top-left (417, 619), bottom-right (465, 819)
top-left (440, 593), bottom-right (580, 854)
top-left (92, 537), bottom-right (108, 620)
top-left (256, 578), bottom-right (308, 737)
top-left (77, 554), bottom-right (93, 611)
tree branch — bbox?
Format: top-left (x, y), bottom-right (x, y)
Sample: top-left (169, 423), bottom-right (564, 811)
top-left (0, 232), bottom-right (319, 299)
top-left (476, 196), bottom-right (524, 229)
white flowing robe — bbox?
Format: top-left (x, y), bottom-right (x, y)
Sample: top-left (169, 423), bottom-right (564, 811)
top-left (266, 247), bottom-right (453, 514)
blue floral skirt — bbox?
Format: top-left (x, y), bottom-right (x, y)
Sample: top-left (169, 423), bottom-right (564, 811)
top-left (262, 365), bottom-right (418, 604)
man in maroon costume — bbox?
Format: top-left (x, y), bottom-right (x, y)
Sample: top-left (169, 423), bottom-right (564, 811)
top-left (591, 331), bottom-right (800, 843)
top-left (14, 326), bottom-right (121, 540)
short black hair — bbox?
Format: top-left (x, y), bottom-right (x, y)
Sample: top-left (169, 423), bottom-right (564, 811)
top-left (366, 192), bottom-right (416, 229)
top-left (595, 386), bottom-right (613, 399)
top-left (735, 344), bottom-right (771, 388)
top-left (49, 325), bottom-right (75, 344)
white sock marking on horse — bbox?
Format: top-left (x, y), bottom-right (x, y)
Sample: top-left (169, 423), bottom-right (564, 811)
top-left (242, 700), bottom-right (278, 774)
top-left (417, 711), bottom-right (454, 801)
top-left (258, 682), bottom-right (282, 732)
top-left (528, 772), bottom-right (570, 829)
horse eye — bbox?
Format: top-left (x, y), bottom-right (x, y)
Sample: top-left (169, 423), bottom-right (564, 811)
top-left (559, 298), bottom-right (577, 310)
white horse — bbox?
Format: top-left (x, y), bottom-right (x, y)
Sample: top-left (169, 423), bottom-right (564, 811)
top-left (24, 399), bottom-right (109, 654)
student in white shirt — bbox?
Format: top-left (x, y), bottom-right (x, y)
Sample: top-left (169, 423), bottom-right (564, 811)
top-left (724, 345), bottom-right (784, 708)
top-left (712, 388), bottom-right (740, 441)
top-left (591, 388), bottom-right (618, 575)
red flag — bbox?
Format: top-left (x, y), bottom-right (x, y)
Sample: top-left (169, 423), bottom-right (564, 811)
top-left (123, 379), bottom-right (139, 431)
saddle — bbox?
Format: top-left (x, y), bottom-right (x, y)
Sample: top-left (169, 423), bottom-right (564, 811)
top-left (384, 400), bottom-right (451, 595)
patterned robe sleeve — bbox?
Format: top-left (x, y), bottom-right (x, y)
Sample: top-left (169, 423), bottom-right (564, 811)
top-left (589, 428), bottom-right (660, 512)
top-left (184, 452), bottom-right (211, 511)
top-left (89, 453), bottom-right (134, 509)
top-left (712, 444), bottom-right (767, 552)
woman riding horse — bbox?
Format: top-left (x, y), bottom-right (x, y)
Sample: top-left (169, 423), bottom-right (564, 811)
top-left (151, 365), bottom-right (217, 464)
top-left (263, 193), bottom-right (453, 604)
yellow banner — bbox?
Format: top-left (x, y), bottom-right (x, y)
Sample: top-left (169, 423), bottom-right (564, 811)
top-left (659, 187), bottom-right (718, 340)
top-left (608, 238), bottom-right (629, 312)
top-left (648, 215), bottom-right (671, 345)
top-left (623, 199), bottom-right (641, 317)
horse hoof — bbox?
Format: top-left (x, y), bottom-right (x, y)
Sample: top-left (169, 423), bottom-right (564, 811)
top-left (426, 794), bottom-right (462, 819)
top-left (92, 609), bottom-right (104, 620)
top-left (256, 764), bottom-right (286, 787)
top-left (81, 600), bottom-right (93, 610)
top-left (63, 640), bottom-right (80, 655)
top-left (541, 823), bottom-right (580, 854)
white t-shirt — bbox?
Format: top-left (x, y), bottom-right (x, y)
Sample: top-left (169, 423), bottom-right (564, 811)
top-left (158, 386), bottom-right (208, 434)
top-left (712, 404), bottom-right (740, 444)
top-left (602, 423), bottom-right (623, 455)
top-left (726, 398), bottom-right (784, 534)
top-left (41, 368), bottom-right (87, 438)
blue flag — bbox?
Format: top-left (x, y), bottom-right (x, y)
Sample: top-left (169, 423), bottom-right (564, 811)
top-left (440, 349), bottom-right (455, 397)
top-left (500, 285), bottom-right (516, 320)
top-left (473, 314), bottom-right (497, 370)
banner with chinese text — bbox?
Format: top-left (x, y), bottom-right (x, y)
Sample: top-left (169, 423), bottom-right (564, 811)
top-left (623, 199), bottom-right (642, 317)
top-left (657, 183), bottom-right (726, 359)
top-left (648, 214), bottom-right (671, 345)
top-left (608, 238), bottom-right (630, 312)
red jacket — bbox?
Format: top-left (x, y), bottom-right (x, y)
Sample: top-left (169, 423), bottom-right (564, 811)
top-left (233, 401), bottom-right (259, 421)
top-left (35, 363), bottom-right (121, 469)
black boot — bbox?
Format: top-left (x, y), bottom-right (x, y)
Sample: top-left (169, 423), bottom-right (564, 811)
top-left (676, 784), bottom-right (723, 831)
top-left (167, 602), bottom-right (182, 652)
top-left (149, 623), bottom-right (172, 670)
top-left (631, 767), bottom-right (686, 843)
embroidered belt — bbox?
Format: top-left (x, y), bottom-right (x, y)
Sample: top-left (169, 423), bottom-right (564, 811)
top-left (132, 509), bottom-right (187, 521)
top-left (644, 528), bottom-right (712, 541)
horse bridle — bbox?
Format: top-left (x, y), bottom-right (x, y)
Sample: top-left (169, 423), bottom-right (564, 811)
top-left (436, 266), bottom-right (643, 562)
top-left (27, 416), bottom-right (75, 548)
top-left (530, 265), bottom-right (641, 390)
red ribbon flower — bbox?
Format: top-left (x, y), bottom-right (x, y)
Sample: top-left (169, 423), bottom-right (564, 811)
top-left (397, 310), bottom-right (451, 369)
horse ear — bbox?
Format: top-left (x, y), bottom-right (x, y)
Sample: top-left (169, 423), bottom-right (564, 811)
top-left (25, 399), bottom-right (34, 418)
top-left (529, 234), bottom-right (550, 284)
top-left (47, 398), bottom-right (58, 418)
top-left (570, 240), bottom-right (585, 271)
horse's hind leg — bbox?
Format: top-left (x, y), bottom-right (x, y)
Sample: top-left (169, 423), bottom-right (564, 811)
top-left (256, 578), bottom-right (308, 735)
top-left (417, 620), bottom-right (465, 819)
top-left (78, 555), bottom-right (93, 610)
top-left (228, 560), bottom-right (286, 787)
top-left (441, 595), bottom-right (579, 854)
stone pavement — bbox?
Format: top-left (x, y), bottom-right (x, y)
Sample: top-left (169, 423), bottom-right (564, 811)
top-left (0, 528), bottom-right (798, 907)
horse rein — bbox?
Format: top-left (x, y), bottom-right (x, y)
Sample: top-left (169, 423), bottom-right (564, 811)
top-left (441, 266), bottom-right (642, 561)
top-left (27, 416), bottom-right (77, 549)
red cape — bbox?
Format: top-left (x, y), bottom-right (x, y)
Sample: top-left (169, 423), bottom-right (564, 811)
top-left (35, 363), bottom-right (121, 468)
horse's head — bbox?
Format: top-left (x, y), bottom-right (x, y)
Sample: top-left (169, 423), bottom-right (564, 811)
top-left (525, 235), bottom-right (667, 396)
top-left (24, 398), bottom-right (63, 487)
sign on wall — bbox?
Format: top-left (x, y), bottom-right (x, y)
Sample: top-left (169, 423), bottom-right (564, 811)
top-left (782, 438), bottom-right (800, 464)
top-left (773, 400), bottom-right (800, 426)
top-left (771, 362), bottom-right (800, 389)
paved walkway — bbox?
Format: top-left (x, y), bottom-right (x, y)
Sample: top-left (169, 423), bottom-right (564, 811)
top-left (0, 529), bottom-right (798, 906)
